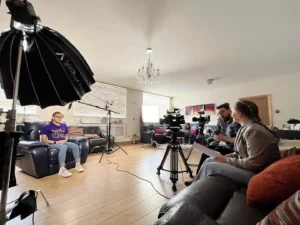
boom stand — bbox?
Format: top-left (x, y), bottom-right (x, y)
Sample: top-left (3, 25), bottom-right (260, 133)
top-left (157, 131), bottom-right (194, 191)
top-left (75, 101), bottom-right (128, 163)
top-left (99, 105), bottom-right (127, 163)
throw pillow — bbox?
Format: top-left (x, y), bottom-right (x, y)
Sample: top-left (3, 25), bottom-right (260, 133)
top-left (68, 127), bottom-right (84, 136)
top-left (191, 129), bottom-right (198, 135)
top-left (155, 128), bottom-right (165, 134)
top-left (84, 134), bottom-right (100, 139)
top-left (247, 155), bottom-right (300, 206)
top-left (257, 190), bottom-right (300, 225)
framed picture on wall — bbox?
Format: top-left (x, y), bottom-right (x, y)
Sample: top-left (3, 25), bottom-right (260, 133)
top-left (204, 104), bottom-right (215, 115)
top-left (193, 105), bottom-right (204, 115)
top-left (185, 106), bottom-right (193, 115)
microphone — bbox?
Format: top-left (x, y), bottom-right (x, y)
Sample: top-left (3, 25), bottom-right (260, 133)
top-left (67, 102), bottom-right (73, 110)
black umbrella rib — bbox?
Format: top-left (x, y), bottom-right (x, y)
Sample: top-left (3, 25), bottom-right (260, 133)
top-left (8, 30), bottom-right (17, 89)
top-left (23, 52), bottom-right (41, 106)
top-left (33, 36), bottom-right (63, 104)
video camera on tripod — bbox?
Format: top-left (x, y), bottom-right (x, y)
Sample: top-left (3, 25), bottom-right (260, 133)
top-left (157, 109), bottom-right (193, 192)
top-left (192, 111), bottom-right (210, 144)
top-left (160, 108), bottom-right (185, 131)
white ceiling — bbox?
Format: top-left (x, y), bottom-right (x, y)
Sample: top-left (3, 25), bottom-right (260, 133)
top-left (1, 0), bottom-right (300, 97)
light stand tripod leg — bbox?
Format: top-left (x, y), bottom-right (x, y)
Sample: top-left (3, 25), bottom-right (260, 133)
top-left (35, 190), bottom-right (50, 206)
top-left (157, 145), bottom-right (170, 175)
top-left (99, 149), bottom-right (106, 163)
top-left (0, 39), bottom-right (23, 225)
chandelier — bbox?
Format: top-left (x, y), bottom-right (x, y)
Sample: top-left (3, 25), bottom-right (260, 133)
top-left (137, 48), bottom-right (160, 85)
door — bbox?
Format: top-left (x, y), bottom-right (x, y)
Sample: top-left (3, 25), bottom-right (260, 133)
top-left (239, 94), bottom-right (273, 127)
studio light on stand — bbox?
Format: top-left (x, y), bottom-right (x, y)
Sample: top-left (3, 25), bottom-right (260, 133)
top-left (0, 0), bottom-right (95, 224)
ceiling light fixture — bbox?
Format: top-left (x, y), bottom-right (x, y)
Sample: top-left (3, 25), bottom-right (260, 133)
top-left (137, 48), bottom-right (160, 85)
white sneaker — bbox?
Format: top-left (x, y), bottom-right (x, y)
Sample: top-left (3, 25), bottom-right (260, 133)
top-left (75, 164), bottom-right (84, 172)
top-left (59, 167), bottom-right (72, 178)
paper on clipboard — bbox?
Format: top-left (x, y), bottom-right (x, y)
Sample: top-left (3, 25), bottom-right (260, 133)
top-left (192, 143), bottom-right (222, 157)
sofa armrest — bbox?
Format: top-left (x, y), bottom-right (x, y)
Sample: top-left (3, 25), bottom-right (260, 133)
top-left (68, 136), bottom-right (88, 144)
top-left (18, 141), bottom-right (49, 151)
top-left (16, 145), bottom-right (49, 178)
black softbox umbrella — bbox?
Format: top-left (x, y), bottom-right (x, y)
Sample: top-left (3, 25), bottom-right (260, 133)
top-left (0, 0), bottom-right (95, 108)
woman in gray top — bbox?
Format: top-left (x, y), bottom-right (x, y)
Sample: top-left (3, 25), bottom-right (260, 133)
top-left (193, 101), bottom-right (281, 185)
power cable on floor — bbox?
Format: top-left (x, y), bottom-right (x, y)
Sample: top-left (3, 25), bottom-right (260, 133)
top-left (105, 156), bottom-right (170, 200)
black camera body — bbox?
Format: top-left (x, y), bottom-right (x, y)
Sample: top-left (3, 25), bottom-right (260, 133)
top-left (192, 111), bottom-right (210, 126)
top-left (160, 109), bottom-right (185, 129)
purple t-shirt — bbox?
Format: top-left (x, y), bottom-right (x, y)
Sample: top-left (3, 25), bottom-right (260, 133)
top-left (40, 123), bottom-right (69, 141)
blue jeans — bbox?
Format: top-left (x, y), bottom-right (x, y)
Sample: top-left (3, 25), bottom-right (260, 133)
top-left (193, 157), bottom-right (256, 185)
top-left (50, 142), bottom-right (80, 167)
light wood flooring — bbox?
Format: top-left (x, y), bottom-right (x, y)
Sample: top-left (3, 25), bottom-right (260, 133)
top-left (6, 143), bottom-right (201, 225)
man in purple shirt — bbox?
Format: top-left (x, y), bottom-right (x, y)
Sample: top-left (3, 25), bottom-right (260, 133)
top-left (40, 112), bottom-right (84, 178)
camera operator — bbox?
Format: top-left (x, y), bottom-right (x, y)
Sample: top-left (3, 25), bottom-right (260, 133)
top-left (185, 103), bottom-right (241, 186)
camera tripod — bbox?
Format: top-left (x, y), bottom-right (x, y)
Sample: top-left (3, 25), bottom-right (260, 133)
top-left (157, 131), bottom-right (194, 191)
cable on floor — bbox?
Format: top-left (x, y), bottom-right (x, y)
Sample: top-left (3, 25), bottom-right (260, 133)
top-left (105, 156), bottom-right (170, 200)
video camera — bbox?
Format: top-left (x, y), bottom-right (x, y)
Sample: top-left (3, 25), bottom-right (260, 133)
top-left (192, 111), bottom-right (210, 126)
top-left (160, 108), bottom-right (185, 131)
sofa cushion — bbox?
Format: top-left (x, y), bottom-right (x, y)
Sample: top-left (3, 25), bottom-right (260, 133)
top-left (247, 155), bottom-right (300, 206)
top-left (68, 127), bottom-right (84, 136)
top-left (216, 189), bottom-right (268, 225)
top-left (23, 121), bottom-right (48, 141)
top-left (257, 190), bottom-right (300, 225)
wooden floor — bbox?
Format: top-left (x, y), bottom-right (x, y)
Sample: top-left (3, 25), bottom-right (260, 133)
top-left (6, 144), bottom-right (201, 225)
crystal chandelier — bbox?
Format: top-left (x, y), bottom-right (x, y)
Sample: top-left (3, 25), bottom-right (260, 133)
top-left (137, 48), bottom-right (160, 85)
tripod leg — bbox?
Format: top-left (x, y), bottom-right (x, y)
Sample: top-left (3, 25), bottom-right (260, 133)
top-left (113, 142), bottom-right (128, 155)
top-left (157, 145), bottom-right (170, 175)
top-left (99, 150), bottom-right (106, 163)
top-left (170, 145), bottom-right (178, 192)
top-left (178, 146), bottom-right (194, 178)
top-left (35, 190), bottom-right (50, 206)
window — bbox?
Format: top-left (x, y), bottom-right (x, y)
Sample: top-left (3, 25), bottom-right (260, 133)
top-left (0, 88), bottom-right (37, 115)
top-left (73, 82), bottom-right (127, 118)
top-left (142, 93), bottom-right (170, 122)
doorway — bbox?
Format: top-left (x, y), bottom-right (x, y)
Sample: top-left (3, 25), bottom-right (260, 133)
top-left (239, 94), bottom-right (273, 127)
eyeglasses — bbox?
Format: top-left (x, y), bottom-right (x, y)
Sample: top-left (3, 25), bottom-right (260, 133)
top-left (55, 115), bottom-right (63, 118)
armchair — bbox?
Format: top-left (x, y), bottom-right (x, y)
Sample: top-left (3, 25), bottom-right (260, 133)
top-left (16, 122), bottom-right (89, 178)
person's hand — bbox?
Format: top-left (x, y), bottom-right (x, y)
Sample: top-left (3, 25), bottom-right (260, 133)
top-left (214, 134), bottom-right (226, 142)
top-left (215, 156), bottom-right (228, 163)
top-left (56, 140), bottom-right (66, 145)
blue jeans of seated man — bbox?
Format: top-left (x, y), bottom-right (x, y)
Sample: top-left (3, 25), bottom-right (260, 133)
top-left (50, 142), bottom-right (80, 167)
top-left (193, 157), bottom-right (256, 185)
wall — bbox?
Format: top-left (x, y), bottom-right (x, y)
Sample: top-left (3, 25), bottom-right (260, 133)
top-left (14, 88), bottom-right (143, 142)
top-left (172, 73), bottom-right (300, 128)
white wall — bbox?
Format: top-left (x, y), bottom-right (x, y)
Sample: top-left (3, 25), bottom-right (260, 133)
top-left (13, 88), bottom-right (143, 142)
top-left (172, 73), bottom-right (300, 128)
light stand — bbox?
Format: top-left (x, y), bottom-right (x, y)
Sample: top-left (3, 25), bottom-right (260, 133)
top-left (75, 101), bottom-right (128, 163)
top-left (0, 37), bottom-right (23, 225)
top-left (0, 21), bottom-right (49, 225)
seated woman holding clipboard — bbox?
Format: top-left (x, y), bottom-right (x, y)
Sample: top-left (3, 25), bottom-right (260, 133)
top-left (193, 101), bottom-right (281, 185)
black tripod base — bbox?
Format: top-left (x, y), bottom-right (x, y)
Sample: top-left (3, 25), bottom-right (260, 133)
top-left (156, 141), bottom-right (193, 192)
top-left (99, 142), bottom-right (128, 163)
